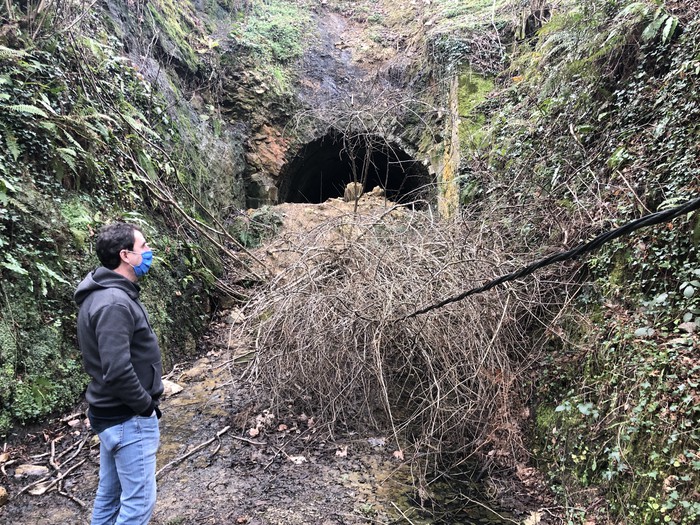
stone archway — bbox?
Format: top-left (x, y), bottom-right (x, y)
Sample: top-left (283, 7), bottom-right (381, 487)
top-left (277, 131), bottom-right (432, 205)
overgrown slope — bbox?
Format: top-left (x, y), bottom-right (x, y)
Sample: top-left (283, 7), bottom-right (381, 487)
top-left (0, 0), bottom-right (307, 435)
top-left (1, 0), bottom-right (698, 523)
top-left (457, 1), bottom-right (700, 522)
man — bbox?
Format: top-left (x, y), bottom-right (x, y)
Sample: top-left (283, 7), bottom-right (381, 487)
top-left (75, 222), bottom-right (163, 525)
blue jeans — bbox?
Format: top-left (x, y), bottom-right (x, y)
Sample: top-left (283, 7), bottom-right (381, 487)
top-left (91, 414), bottom-right (160, 525)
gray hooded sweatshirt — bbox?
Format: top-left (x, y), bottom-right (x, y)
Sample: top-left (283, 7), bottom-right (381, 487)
top-left (75, 267), bottom-right (163, 418)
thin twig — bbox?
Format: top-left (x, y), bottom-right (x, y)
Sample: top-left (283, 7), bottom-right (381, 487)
top-left (156, 426), bottom-right (262, 478)
top-left (16, 458), bottom-right (87, 498)
top-left (390, 501), bottom-right (417, 525)
top-left (459, 496), bottom-right (520, 524)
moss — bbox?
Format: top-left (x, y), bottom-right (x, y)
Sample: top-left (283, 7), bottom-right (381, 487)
top-left (0, 319), bottom-right (17, 435)
top-left (457, 70), bottom-right (493, 146)
top-left (147, 0), bottom-right (201, 74)
top-left (456, 68), bottom-right (493, 205)
top-left (0, 0), bottom-right (227, 438)
top-left (535, 404), bottom-right (556, 429)
top-left (0, 318), bottom-right (17, 371)
top-left (239, 0), bottom-right (314, 65)
top-left (0, 413), bottom-right (10, 438)
top-left (432, 0), bottom-right (511, 31)
top-left (59, 196), bottom-right (95, 249)
top-left (137, 229), bottom-right (212, 369)
top-left (7, 322), bottom-right (88, 423)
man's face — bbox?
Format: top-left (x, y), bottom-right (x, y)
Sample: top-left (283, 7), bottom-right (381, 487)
top-left (119, 229), bottom-right (153, 281)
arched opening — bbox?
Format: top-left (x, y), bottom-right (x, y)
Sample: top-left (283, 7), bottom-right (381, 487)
top-left (278, 131), bottom-right (432, 205)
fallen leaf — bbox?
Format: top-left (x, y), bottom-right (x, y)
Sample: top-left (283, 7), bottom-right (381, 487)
top-left (336, 446), bottom-right (348, 457)
top-left (277, 424), bottom-right (288, 432)
top-left (14, 464), bottom-right (49, 478)
top-left (679, 322), bottom-right (696, 333)
top-left (288, 455), bottom-right (307, 465)
top-left (28, 480), bottom-right (54, 496)
top-left (248, 427), bottom-right (260, 438)
top-left (393, 449), bottom-right (404, 460)
top-left (523, 511), bottom-right (542, 525)
top-left (367, 437), bottom-right (386, 447)
top-left (0, 452), bottom-right (9, 463)
top-left (162, 379), bottom-right (184, 397)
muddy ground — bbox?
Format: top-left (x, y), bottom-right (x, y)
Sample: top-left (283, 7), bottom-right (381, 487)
top-left (0, 323), bottom-right (550, 525)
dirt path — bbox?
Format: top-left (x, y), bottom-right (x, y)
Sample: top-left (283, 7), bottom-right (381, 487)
top-left (0, 307), bottom-right (515, 525)
top-left (0, 343), bottom-right (412, 525)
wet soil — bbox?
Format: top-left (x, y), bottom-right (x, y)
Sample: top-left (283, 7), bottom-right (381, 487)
top-left (0, 337), bottom-right (534, 525)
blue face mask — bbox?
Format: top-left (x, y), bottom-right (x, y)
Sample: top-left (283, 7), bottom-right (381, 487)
top-left (129, 250), bottom-right (153, 278)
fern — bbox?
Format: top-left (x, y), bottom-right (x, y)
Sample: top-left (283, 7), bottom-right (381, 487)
top-left (0, 174), bottom-right (18, 194)
top-left (639, 9), bottom-right (678, 44)
top-left (642, 14), bottom-right (668, 42)
top-left (661, 15), bottom-right (678, 43)
top-left (35, 262), bottom-right (69, 285)
top-left (3, 128), bottom-right (20, 162)
top-left (123, 113), bottom-right (160, 139)
top-left (60, 128), bottom-right (86, 152)
top-left (91, 120), bottom-right (111, 140)
top-left (37, 93), bottom-right (57, 116)
top-left (5, 104), bottom-right (48, 118)
top-left (0, 254), bottom-right (28, 276)
top-left (59, 116), bottom-right (101, 144)
top-left (57, 147), bottom-right (78, 173)
top-left (39, 121), bottom-right (57, 132)
top-left (0, 46), bottom-right (27, 61)
top-left (617, 2), bottom-right (650, 20)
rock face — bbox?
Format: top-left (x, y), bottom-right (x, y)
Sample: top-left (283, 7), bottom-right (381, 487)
top-left (343, 182), bottom-right (363, 202)
top-left (232, 7), bottom-right (444, 210)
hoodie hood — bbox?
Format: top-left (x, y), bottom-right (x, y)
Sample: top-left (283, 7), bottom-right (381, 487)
top-left (74, 267), bottom-right (139, 306)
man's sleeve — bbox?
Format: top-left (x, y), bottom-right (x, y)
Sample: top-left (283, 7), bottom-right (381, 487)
top-left (93, 303), bottom-right (153, 414)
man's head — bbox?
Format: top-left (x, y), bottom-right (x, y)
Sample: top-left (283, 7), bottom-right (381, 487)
top-left (96, 223), bottom-right (152, 281)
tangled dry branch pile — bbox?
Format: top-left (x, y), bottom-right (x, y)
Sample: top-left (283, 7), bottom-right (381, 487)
top-left (241, 203), bottom-right (576, 482)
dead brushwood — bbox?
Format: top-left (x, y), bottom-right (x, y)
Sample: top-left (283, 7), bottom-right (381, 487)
top-left (242, 203), bottom-right (567, 483)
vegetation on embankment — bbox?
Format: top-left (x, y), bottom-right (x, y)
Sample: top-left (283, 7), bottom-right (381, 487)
top-left (0, 0), bottom-right (304, 436)
top-left (0, 6), bottom-right (214, 436)
top-left (454, 1), bottom-right (700, 522)
top-left (245, 1), bottom-right (699, 522)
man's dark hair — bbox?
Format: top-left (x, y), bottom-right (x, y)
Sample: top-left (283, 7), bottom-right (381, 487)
top-left (96, 223), bottom-right (140, 270)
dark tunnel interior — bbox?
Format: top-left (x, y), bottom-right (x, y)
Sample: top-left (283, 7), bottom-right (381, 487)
top-left (277, 132), bottom-right (433, 205)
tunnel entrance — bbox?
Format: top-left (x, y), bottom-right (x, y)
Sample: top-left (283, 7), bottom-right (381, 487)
top-left (278, 132), bottom-right (432, 205)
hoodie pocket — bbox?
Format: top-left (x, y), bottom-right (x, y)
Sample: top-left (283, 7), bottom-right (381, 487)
top-left (150, 362), bottom-right (164, 395)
